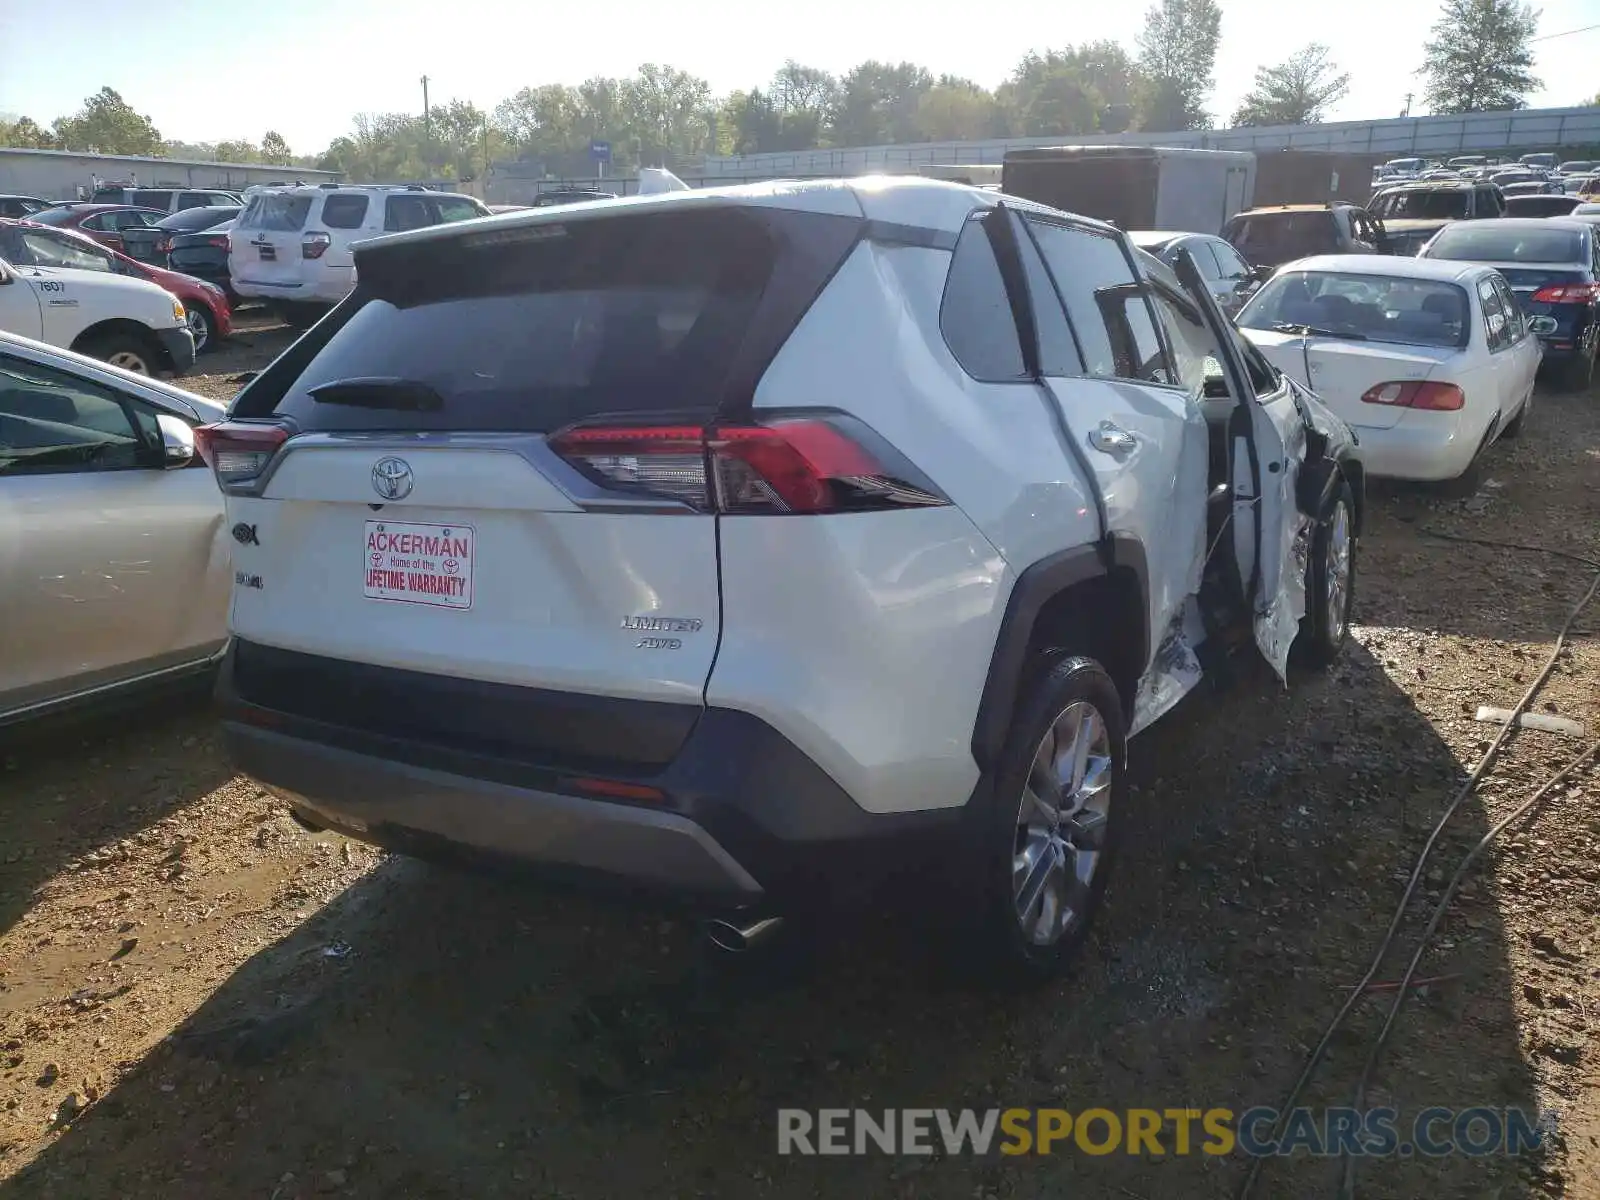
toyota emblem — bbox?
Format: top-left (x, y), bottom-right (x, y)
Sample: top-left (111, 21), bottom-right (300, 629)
top-left (371, 457), bottom-right (414, 501)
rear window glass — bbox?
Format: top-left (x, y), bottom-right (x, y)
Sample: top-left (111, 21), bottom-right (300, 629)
top-left (257, 209), bottom-right (805, 433)
top-left (320, 194), bottom-right (369, 229)
top-left (1225, 212), bottom-right (1338, 259)
top-left (1426, 224), bottom-right (1586, 264)
top-left (157, 206), bottom-right (237, 231)
top-left (242, 194), bottom-right (313, 231)
top-left (1239, 270), bottom-right (1470, 349)
top-left (1370, 190), bottom-right (1471, 220)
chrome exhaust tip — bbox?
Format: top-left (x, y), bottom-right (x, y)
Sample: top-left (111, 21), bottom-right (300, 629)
top-left (703, 915), bottom-right (784, 953)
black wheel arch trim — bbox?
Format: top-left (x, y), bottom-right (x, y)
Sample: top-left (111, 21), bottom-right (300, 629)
top-left (970, 535), bottom-right (1149, 771)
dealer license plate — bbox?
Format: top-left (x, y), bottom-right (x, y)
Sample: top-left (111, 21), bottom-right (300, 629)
top-left (363, 520), bottom-right (474, 610)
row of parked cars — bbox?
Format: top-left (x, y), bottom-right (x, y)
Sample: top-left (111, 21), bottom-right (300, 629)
top-left (0, 183), bottom-right (493, 373)
top-left (0, 170), bottom-right (1587, 973)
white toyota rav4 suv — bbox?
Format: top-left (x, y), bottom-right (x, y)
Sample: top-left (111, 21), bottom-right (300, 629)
top-left (227, 184), bottom-right (488, 327)
top-left (202, 179), bottom-right (1364, 979)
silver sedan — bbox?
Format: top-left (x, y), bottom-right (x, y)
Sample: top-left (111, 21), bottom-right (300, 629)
top-left (0, 329), bottom-right (229, 726)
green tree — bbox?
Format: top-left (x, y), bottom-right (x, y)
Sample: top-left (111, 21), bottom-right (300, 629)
top-left (1231, 43), bottom-right (1351, 126)
top-left (771, 61), bottom-right (839, 115)
top-left (260, 130), bottom-right (293, 164)
top-left (1135, 0), bottom-right (1223, 130)
top-left (998, 51), bottom-right (1104, 136)
top-left (722, 89), bottom-right (783, 154)
top-left (829, 61), bottom-right (934, 145)
top-left (212, 139), bottom-right (260, 163)
top-left (52, 87), bottom-right (163, 155)
top-left (1419, 0), bottom-right (1540, 114)
top-left (623, 63), bottom-right (715, 167)
top-left (916, 80), bottom-right (1000, 141)
top-left (0, 116), bottom-right (56, 149)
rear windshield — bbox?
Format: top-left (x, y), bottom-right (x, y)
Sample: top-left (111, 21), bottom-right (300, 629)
top-left (1370, 190), bottom-right (1470, 220)
top-left (157, 206), bottom-right (239, 231)
top-left (240, 194), bottom-right (313, 231)
top-left (1239, 270), bottom-right (1470, 349)
top-left (1426, 224), bottom-right (1586, 264)
top-left (1504, 196), bottom-right (1578, 217)
top-left (241, 206), bottom-right (860, 433)
top-left (1224, 212), bottom-right (1337, 259)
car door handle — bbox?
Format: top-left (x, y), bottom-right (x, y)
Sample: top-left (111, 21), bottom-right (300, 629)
top-left (1089, 423), bottom-right (1137, 457)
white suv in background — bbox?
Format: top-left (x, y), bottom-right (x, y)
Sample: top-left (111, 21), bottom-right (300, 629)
top-left (227, 184), bottom-right (488, 326)
top-left (202, 179), bottom-right (1364, 980)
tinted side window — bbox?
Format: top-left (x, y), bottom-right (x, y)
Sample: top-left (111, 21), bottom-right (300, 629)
top-left (384, 195), bottom-right (433, 232)
top-left (0, 353), bottom-right (155, 473)
top-left (940, 215), bottom-right (1028, 382)
top-left (1026, 219), bottom-right (1173, 385)
top-left (1477, 277), bottom-right (1507, 350)
top-left (177, 193), bottom-right (209, 211)
top-left (1193, 242), bottom-right (1222, 279)
top-left (1211, 240), bottom-right (1250, 280)
top-left (131, 190), bottom-right (172, 209)
top-left (1493, 277), bottom-right (1525, 342)
top-left (321, 194), bottom-right (370, 229)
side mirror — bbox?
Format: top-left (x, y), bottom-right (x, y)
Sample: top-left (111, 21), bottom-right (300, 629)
top-left (155, 412), bottom-right (196, 468)
top-left (1250, 263), bottom-right (1274, 284)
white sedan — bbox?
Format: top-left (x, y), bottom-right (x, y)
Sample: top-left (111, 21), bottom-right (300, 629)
top-left (0, 330), bottom-right (229, 726)
top-left (1237, 255), bottom-right (1540, 485)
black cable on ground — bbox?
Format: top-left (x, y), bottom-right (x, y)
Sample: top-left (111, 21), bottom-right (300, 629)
top-left (1417, 528), bottom-right (1600, 571)
top-left (1237, 555), bottom-right (1600, 1200)
top-left (1338, 741), bottom-right (1600, 1199)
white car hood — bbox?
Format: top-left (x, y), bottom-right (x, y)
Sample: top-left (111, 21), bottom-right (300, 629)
top-left (23, 265), bottom-right (182, 325)
top-left (1243, 328), bottom-right (1461, 429)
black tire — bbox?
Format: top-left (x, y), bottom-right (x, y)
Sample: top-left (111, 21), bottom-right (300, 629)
top-left (278, 301), bottom-right (327, 331)
top-left (1295, 481), bottom-right (1356, 667)
top-left (79, 331), bottom-right (160, 376)
top-left (1500, 398), bottom-right (1528, 439)
top-left (1558, 343), bottom-right (1595, 393)
top-left (186, 303), bottom-right (216, 355)
top-left (970, 654), bottom-right (1127, 986)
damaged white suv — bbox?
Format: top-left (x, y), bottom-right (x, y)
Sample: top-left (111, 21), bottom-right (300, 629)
top-left (202, 179), bottom-right (1364, 979)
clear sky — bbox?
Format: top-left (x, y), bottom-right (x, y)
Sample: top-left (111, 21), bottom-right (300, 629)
top-left (1, 0), bottom-right (1596, 156)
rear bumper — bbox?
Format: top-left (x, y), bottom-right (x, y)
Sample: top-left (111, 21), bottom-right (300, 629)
top-left (217, 641), bottom-right (965, 905)
top-left (232, 267), bottom-right (351, 306)
top-left (1346, 409), bottom-right (1489, 481)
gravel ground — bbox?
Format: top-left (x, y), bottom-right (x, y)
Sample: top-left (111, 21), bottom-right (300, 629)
top-left (1, 324), bottom-right (1596, 1199)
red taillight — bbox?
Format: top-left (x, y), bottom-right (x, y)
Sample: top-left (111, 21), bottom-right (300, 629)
top-left (1360, 381), bottom-right (1465, 411)
top-left (302, 231), bottom-right (332, 259)
top-left (1529, 282), bottom-right (1600, 303)
top-left (204, 234), bottom-right (229, 249)
top-left (156, 238), bottom-right (173, 254)
top-left (549, 417), bottom-right (946, 515)
top-left (193, 421), bottom-right (289, 484)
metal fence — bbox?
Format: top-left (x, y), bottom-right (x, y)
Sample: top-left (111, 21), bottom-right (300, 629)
top-left (696, 105), bottom-right (1600, 180)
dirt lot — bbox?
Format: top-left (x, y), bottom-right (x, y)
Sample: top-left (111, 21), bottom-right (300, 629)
top-left (1, 320), bottom-right (1597, 1199)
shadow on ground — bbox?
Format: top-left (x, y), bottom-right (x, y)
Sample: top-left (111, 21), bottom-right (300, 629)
top-left (0, 638), bottom-right (1543, 1199)
top-left (0, 700), bottom-right (231, 941)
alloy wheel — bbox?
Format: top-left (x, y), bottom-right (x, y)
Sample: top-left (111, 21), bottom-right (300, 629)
top-left (1012, 700), bottom-right (1113, 947)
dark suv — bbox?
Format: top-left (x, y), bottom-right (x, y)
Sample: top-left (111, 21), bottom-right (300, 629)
top-left (1368, 181), bottom-right (1506, 255)
top-left (1222, 203), bottom-right (1387, 271)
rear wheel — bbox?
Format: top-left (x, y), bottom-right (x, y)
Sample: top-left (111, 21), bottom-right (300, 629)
top-left (1296, 482), bottom-right (1356, 667)
top-left (278, 301), bottom-right (328, 330)
top-left (970, 654), bottom-right (1126, 985)
top-left (80, 331), bottom-right (160, 376)
top-left (1558, 342), bottom-right (1596, 392)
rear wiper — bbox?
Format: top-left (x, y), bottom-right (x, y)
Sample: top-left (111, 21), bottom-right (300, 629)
top-left (305, 376), bottom-right (444, 411)
top-left (1269, 322), bottom-right (1368, 341)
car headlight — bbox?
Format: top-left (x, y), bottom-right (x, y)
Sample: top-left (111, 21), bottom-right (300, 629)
top-left (172, 297), bottom-right (186, 323)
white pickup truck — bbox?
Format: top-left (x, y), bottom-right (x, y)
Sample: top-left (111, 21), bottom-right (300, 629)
top-left (0, 257), bottom-right (195, 376)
